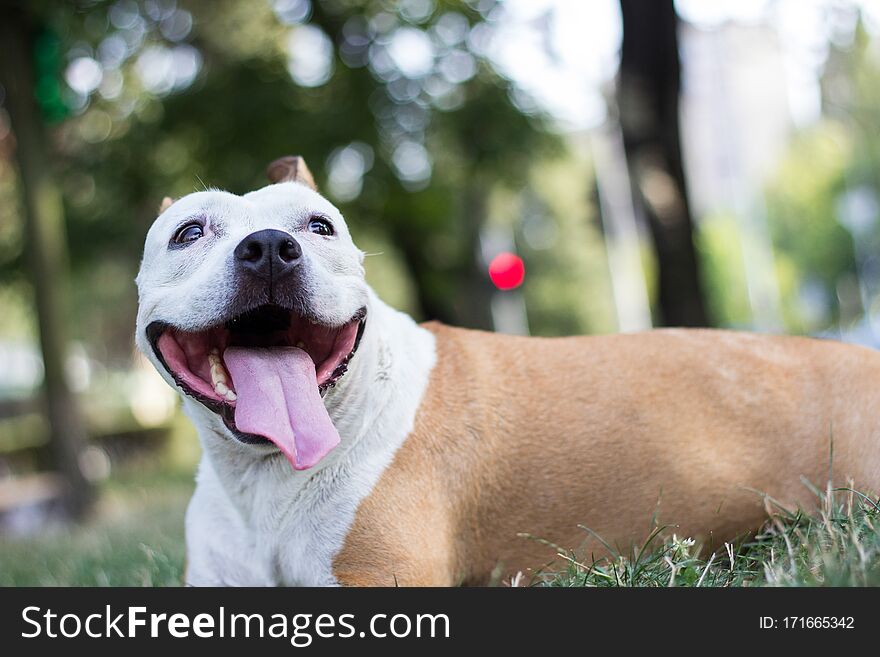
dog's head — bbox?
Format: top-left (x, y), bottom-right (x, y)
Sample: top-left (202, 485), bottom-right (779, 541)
top-left (135, 157), bottom-right (368, 470)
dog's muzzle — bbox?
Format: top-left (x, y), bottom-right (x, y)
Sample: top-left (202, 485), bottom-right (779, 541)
top-left (146, 301), bottom-right (366, 471)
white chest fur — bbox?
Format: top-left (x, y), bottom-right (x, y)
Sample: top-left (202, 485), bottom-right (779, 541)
top-left (182, 296), bottom-right (436, 586)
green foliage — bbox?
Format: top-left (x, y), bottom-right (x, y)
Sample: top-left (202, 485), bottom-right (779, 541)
top-left (764, 123), bottom-right (856, 330)
top-left (516, 154), bottom-right (616, 336)
top-left (696, 213), bottom-right (752, 328)
top-left (0, 0), bottom-right (569, 358)
top-left (763, 13), bottom-right (880, 333)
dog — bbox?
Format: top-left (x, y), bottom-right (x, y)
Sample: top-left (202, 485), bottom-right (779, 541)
top-left (135, 156), bottom-right (880, 586)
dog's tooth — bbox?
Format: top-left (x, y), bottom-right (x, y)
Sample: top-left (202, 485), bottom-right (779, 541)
top-left (209, 352), bottom-right (228, 379)
top-left (210, 366), bottom-right (226, 386)
top-left (208, 353), bottom-right (228, 372)
top-left (207, 349), bottom-right (233, 400)
top-left (295, 340), bottom-right (305, 349)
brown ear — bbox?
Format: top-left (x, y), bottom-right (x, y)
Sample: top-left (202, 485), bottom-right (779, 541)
top-left (159, 196), bottom-right (174, 213)
top-left (266, 155), bottom-right (317, 191)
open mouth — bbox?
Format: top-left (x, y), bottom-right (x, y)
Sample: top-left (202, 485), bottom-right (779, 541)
top-left (146, 305), bottom-right (366, 469)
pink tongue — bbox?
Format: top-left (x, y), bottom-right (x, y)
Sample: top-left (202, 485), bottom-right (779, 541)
top-left (223, 346), bottom-right (340, 470)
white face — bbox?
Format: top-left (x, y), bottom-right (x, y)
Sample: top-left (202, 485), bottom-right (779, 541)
top-left (135, 180), bottom-right (370, 468)
top-left (136, 182), bottom-right (366, 336)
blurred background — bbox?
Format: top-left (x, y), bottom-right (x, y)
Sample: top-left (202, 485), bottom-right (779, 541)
top-left (1, 0), bottom-right (880, 585)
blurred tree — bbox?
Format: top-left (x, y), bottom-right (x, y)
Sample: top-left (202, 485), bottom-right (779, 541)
top-left (617, 0), bottom-right (708, 326)
top-left (0, 4), bottom-right (93, 518)
top-left (764, 11), bottom-right (880, 333)
top-left (9, 0), bottom-right (560, 339)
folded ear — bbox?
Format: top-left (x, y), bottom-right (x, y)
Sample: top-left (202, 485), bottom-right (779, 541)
top-left (266, 155), bottom-right (317, 191)
top-left (159, 196), bottom-right (174, 213)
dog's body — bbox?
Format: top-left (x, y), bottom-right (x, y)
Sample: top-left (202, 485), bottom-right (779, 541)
top-left (136, 159), bottom-right (880, 586)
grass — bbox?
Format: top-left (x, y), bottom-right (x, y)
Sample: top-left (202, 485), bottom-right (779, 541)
top-left (536, 483), bottom-right (880, 587)
top-left (0, 460), bottom-right (194, 587)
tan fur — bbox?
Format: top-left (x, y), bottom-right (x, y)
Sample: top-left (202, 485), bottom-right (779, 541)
top-left (333, 324), bottom-right (880, 586)
top-left (266, 155), bottom-right (317, 190)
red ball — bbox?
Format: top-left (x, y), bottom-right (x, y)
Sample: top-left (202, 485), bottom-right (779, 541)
top-left (488, 252), bottom-right (525, 290)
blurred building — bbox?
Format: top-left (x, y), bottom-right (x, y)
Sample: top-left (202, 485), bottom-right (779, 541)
top-left (679, 21), bottom-right (791, 330)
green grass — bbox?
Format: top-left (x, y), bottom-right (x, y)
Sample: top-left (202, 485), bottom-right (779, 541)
top-left (0, 461), bottom-right (193, 586)
top-left (536, 484), bottom-right (880, 587)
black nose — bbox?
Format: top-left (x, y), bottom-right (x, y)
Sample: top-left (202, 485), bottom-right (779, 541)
top-left (234, 229), bottom-right (302, 280)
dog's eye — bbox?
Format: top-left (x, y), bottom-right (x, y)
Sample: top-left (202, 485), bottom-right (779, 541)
top-left (308, 216), bottom-right (334, 237)
top-left (174, 223), bottom-right (204, 245)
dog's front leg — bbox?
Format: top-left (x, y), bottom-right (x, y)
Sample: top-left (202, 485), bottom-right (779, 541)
top-left (332, 516), bottom-right (459, 586)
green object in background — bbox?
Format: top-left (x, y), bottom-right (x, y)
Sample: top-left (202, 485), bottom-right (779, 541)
top-left (32, 29), bottom-right (70, 124)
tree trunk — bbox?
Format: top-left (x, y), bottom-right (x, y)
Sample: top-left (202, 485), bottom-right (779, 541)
top-left (455, 183), bottom-right (496, 331)
top-left (0, 9), bottom-right (94, 518)
top-left (618, 0), bottom-right (708, 326)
